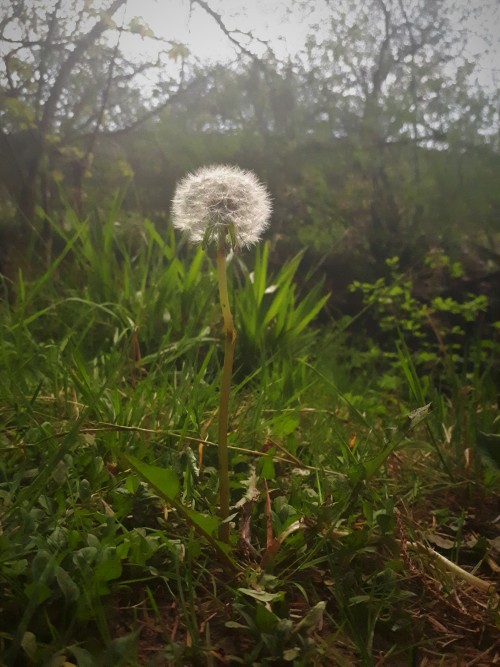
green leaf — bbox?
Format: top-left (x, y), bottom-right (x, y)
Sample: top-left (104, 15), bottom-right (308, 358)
top-left (94, 550), bottom-right (122, 584)
top-left (168, 42), bottom-right (190, 60)
top-left (255, 603), bottom-right (279, 631)
top-left (20, 632), bottom-right (37, 660)
top-left (31, 551), bottom-right (55, 585)
top-left (477, 431), bottom-right (500, 468)
top-left (292, 601), bottom-right (326, 632)
top-left (283, 647), bottom-right (301, 661)
top-left (273, 414), bottom-right (299, 437)
top-left (184, 246), bottom-right (205, 291)
top-left (68, 646), bottom-right (95, 667)
top-left (128, 16), bottom-right (155, 38)
top-left (238, 588), bottom-right (284, 603)
top-left (125, 455), bottom-right (180, 501)
top-left (291, 292), bottom-right (330, 335)
top-left (406, 403), bottom-right (432, 429)
top-left (263, 285), bottom-right (290, 326)
top-left (254, 243), bottom-right (269, 303)
top-left (56, 567), bottom-right (80, 603)
top-left (74, 546), bottom-right (98, 568)
top-left (184, 507), bottom-right (220, 538)
top-left (123, 456), bottom-right (239, 571)
top-left (258, 452), bottom-right (276, 480)
top-left (225, 621), bottom-right (248, 629)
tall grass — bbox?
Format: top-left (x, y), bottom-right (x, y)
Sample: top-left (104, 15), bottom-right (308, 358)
top-left (0, 207), bottom-right (498, 665)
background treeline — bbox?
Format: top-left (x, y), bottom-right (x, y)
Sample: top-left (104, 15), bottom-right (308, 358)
top-left (1, 0), bottom-right (499, 315)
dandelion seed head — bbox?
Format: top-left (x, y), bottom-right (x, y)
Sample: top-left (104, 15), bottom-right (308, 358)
top-left (171, 164), bottom-right (271, 248)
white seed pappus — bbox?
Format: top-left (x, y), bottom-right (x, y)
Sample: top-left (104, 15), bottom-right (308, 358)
top-left (171, 164), bottom-right (271, 248)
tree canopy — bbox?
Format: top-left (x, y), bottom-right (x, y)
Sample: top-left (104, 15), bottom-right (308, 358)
top-left (0, 0), bottom-right (498, 289)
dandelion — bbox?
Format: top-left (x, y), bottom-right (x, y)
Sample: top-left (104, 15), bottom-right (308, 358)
top-left (172, 164), bottom-right (271, 544)
top-left (172, 164), bottom-right (271, 249)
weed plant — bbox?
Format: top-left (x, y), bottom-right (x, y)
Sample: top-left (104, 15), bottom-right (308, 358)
top-left (0, 207), bottom-right (498, 666)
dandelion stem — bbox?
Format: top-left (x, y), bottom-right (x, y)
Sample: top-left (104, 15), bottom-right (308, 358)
top-left (216, 239), bottom-right (236, 543)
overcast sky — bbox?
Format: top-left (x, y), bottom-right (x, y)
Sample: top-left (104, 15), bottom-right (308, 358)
top-left (119, 0), bottom-right (499, 90)
top-left (123, 1), bottom-right (310, 62)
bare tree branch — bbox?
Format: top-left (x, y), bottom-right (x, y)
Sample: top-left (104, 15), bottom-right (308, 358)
top-left (190, 0), bottom-right (272, 61)
top-left (40, 0), bottom-right (128, 135)
top-left (371, 0), bottom-right (393, 97)
top-left (397, 0), bottom-right (421, 183)
top-left (80, 6), bottom-right (128, 165)
top-left (34, 0), bottom-right (64, 121)
top-left (100, 77), bottom-right (202, 137)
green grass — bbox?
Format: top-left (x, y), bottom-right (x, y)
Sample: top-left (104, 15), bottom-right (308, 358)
top-left (0, 210), bottom-right (499, 666)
